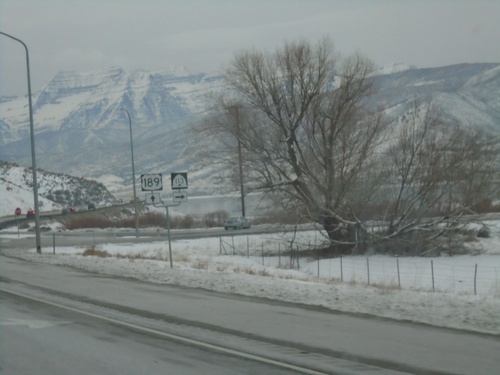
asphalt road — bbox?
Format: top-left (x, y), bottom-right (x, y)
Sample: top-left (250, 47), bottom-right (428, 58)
top-left (0, 291), bottom-right (304, 375)
top-left (1, 233), bottom-right (500, 374)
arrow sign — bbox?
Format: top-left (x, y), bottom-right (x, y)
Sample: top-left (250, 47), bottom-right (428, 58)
top-left (173, 191), bottom-right (188, 202)
top-left (145, 193), bottom-right (161, 205)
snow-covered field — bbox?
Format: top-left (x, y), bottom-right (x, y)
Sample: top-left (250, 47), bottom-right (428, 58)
top-left (1, 223), bottom-right (499, 335)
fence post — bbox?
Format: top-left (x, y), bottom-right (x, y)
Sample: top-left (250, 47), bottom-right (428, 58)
top-left (366, 257), bottom-right (370, 285)
top-left (317, 250), bottom-right (320, 278)
top-left (397, 258), bottom-right (401, 289)
top-left (262, 243), bottom-right (264, 265)
top-left (278, 243), bottom-right (281, 267)
top-left (474, 263), bottom-right (478, 295)
top-left (340, 255), bottom-right (343, 282)
top-left (247, 237), bottom-right (249, 258)
top-left (431, 260), bottom-right (435, 292)
top-left (219, 237), bottom-right (222, 255)
top-left (53, 232), bottom-right (55, 254)
top-left (232, 236), bottom-right (235, 256)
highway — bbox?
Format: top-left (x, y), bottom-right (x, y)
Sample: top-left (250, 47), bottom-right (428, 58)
top-left (1, 232), bottom-right (499, 374)
top-left (0, 289), bottom-right (303, 375)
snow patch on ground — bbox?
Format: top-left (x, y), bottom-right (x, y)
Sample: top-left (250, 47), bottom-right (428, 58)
top-left (2, 224), bottom-right (499, 335)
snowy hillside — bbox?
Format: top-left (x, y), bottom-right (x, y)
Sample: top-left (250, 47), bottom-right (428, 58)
top-left (0, 161), bottom-right (116, 217)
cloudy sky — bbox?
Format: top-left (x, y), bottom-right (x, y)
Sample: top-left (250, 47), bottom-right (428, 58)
top-left (1, 0), bottom-right (499, 96)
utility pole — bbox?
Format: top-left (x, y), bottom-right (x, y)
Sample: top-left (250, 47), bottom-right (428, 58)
top-left (233, 106), bottom-right (246, 217)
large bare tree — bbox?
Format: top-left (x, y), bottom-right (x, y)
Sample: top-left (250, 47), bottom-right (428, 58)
top-left (215, 38), bottom-right (386, 249)
top-left (199, 39), bottom-right (500, 255)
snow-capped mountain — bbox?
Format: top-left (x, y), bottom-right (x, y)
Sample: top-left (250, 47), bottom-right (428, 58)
top-left (0, 67), bottom-right (222, 194)
top-left (1, 63), bottom-right (500, 196)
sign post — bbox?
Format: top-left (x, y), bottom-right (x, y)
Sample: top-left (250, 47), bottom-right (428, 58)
top-left (143, 172), bottom-right (189, 269)
top-left (15, 207), bottom-right (21, 238)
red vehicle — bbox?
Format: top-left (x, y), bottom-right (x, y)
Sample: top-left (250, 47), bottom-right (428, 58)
top-left (26, 209), bottom-right (36, 218)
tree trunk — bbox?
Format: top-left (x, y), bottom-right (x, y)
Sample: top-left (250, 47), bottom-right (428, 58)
top-left (322, 215), bottom-right (356, 255)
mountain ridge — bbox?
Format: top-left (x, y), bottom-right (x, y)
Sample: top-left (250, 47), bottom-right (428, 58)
top-left (1, 63), bottom-right (499, 196)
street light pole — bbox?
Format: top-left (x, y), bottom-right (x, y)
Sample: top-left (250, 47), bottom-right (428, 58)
top-left (121, 108), bottom-right (139, 237)
top-left (1, 31), bottom-right (41, 253)
top-left (231, 105), bottom-right (246, 217)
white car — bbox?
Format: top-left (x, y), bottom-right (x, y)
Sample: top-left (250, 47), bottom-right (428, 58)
top-left (224, 216), bottom-right (251, 230)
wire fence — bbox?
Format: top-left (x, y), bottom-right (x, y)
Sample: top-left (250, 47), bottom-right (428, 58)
top-left (219, 236), bottom-right (500, 296)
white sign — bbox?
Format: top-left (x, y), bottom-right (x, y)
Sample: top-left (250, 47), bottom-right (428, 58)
top-left (171, 173), bottom-right (188, 189)
top-left (173, 191), bottom-right (188, 202)
top-left (141, 174), bottom-right (163, 191)
top-left (145, 193), bottom-right (161, 205)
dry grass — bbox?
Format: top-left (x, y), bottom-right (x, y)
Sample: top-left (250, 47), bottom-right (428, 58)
top-left (372, 282), bottom-right (401, 293)
top-left (192, 259), bottom-right (209, 269)
top-left (326, 278), bottom-right (342, 284)
top-left (174, 253), bottom-right (190, 262)
top-left (82, 245), bottom-right (110, 257)
top-left (231, 266), bottom-right (272, 277)
top-left (215, 263), bottom-right (229, 272)
top-left (257, 269), bottom-right (271, 277)
top-left (275, 262), bottom-right (292, 269)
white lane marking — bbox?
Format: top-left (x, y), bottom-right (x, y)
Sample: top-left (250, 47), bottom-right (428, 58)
top-left (1, 318), bottom-right (72, 329)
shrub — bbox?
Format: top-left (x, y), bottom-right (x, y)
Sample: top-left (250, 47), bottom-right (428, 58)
top-left (477, 226), bottom-right (490, 238)
top-left (18, 221), bottom-right (30, 229)
top-left (65, 216), bottom-right (113, 230)
top-left (170, 215), bottom-right (197, 229)
top-left (179, 215), bottom-right (195, 229)
top-left (471, 199), bottom-right (492, 214)
top-left (203, 210), bottom-right (229, 227)
top-left (138, 212), bottom-right (165, 227)
top-left (252, 211), bottom-right (309, 225)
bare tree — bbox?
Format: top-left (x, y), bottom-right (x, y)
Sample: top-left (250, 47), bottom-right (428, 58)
top-left (452, 125), bottom-right (500, 211)
top-left (218, 38), bottom-right (386, 250)
top-left (383, 101), bottom-right (456, 235)
top-left (377, 100), bottom-right (500, 254)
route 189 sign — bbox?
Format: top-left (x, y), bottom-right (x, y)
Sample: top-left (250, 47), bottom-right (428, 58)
top-left (141, 174), bottom-right (163, 191)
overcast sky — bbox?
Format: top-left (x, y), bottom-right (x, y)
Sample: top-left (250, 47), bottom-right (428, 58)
top-left (1, 0), bottom-right (499, 96)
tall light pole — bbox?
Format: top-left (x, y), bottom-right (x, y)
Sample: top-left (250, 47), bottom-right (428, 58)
top-left (121, 108), bottom-right (139, 237)
top-left (1, 31), bottom-right (41, 253)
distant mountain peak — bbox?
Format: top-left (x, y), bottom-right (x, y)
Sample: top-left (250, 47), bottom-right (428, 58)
top-left (375, 62), bottom-right (417, 76)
